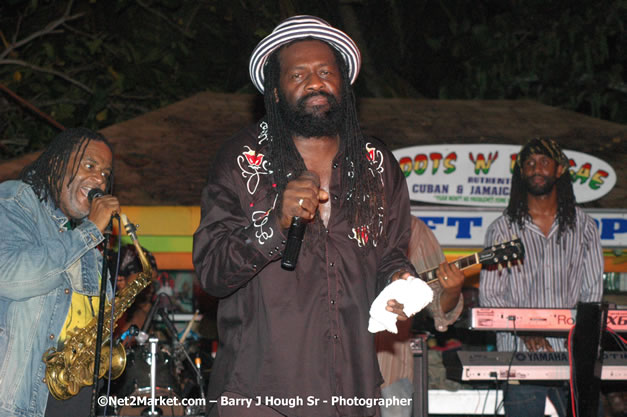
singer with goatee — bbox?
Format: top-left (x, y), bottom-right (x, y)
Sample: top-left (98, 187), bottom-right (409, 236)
top-left (193, 16), bottom-right (463, 417)
top-left (479, 138), bottom-right (603, 417)
top-left (0, 127), bottom-right (120, 417)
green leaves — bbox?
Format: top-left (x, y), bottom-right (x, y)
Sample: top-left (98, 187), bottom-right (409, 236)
top-left (0, 0), bottom-right (624, 159)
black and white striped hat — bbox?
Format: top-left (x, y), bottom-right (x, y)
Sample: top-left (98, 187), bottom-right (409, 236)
top-left (249, 15), bottom-right (361, 94)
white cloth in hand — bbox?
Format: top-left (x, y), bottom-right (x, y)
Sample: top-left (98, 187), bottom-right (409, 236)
top-left (368, 276), bottom-right (434, 334)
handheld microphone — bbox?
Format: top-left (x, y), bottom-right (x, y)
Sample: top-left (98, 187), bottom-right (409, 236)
top-left (87, 188), bottom-right (119, 229)
top-left (281, 171), bottom-right (320, 271)
top-left (87, 188), bottom-right (105, 202)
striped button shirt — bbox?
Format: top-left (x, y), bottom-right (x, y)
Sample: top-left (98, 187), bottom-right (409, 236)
top-left (479, 206), bottom-right (604, 352)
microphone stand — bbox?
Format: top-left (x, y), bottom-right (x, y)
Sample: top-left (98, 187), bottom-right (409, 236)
top-left (158, 308), bottom-right (207, 405)
top-left (142, 292), bottom-right (165, 336)
top-left (90, 220), bottom-right (113, 417)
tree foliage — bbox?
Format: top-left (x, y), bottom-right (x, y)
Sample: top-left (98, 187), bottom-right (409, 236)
top-left (0, 0), bottom-right (624, 159)
top-left (358, 0), bottom-right (626, 120)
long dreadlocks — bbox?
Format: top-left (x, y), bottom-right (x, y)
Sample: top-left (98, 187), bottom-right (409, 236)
top-left (20, 127), bottom-right (114, 209)
top-left (261, 38), bottom-right (384, 245)
top-left (506, 138), bottom-right (576, 241)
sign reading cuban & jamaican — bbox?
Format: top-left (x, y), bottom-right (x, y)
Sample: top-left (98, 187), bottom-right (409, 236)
top-left (393, 144), bottom-right (616, 207)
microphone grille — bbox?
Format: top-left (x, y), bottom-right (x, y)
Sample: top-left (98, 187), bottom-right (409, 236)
top-left (87, 188), bottom-right (104, 202)
top-left (302, 170), bottom-right (320, 187)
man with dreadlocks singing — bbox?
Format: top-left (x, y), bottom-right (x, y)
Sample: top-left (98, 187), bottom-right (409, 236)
top-left (193, 15), bottom-right (464, 417)
top-left (0, 128), bottom-right (119, 417)
top-left (479, 138), bottom-right (603, 417)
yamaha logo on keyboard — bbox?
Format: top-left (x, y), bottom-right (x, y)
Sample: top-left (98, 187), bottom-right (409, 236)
top-left (514, 352), bottom-right (568, 362)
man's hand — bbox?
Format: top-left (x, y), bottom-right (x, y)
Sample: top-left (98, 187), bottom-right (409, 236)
top-left (386, 271), bottom-right (412, 321)
top-left (87, 194), bottom-right (120, 233)
top-left (521, 336), bottom-right (554, 352)
top-left (279, 172), bottom-right (328, 230)
top-left (437, 262), bottom-right (464, 291)
top-left (437, 262), bottom-right (464, 313)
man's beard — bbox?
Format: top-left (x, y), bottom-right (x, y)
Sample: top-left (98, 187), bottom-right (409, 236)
top-left (524, 174), bottom-right (558, 196)
top-left (278, 90), bottom-right (345, 137)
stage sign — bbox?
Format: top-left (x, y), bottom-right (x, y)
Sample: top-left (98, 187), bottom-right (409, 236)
top-left (394, 144), bottom-right (616, 207)
top-left (411, 206), bottom-right (626, 249)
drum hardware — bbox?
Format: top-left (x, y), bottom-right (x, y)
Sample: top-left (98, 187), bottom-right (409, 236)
top-left (158, 308), bottom-right (207, 408)
top-left (146, 337), bottom-right (158, 416)
top-left (97, 298), bottom-right (207, 416)
top-left (104, 309), bottom-right (207, 416)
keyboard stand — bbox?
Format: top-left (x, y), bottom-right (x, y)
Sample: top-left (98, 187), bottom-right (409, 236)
top-left (410, 335), bottom-right (428, 417)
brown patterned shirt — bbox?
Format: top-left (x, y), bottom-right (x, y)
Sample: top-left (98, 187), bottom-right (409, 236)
top-left (193, 121), bottom-right (415, 417)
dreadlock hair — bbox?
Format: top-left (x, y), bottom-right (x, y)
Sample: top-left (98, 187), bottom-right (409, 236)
top-left (261, 37), bottom-right (385, 246)
top-left (20, 127), bottom-right (114, 209)
top-left (506, 138), bottom-right (576, 241)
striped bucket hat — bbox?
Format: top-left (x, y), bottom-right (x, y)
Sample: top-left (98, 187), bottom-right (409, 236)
top-left (249, 15), bottom-right (361, 94)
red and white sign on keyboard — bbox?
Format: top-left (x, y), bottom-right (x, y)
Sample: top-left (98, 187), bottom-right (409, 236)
top-left (471, 308), bottom-right (627, 332)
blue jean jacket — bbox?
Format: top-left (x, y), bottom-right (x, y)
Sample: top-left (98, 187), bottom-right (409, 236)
top-left (0, 181), bottom-right (111, 417)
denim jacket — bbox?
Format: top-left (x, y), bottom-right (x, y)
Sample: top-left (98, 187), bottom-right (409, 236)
top-left (0, 180), bottom-right (111, 417)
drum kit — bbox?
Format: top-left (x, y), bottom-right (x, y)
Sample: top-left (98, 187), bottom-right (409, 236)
top-left (99, 308), bottom-right (213, 417)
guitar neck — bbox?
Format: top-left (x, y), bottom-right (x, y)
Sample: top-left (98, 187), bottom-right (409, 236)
top-left (417, 252), bottom-right (479, 286)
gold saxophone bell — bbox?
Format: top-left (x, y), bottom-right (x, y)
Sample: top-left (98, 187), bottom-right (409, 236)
top-left (43, 214), bottom-right (153, 400)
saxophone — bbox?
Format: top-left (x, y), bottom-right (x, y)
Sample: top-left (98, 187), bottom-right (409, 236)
top-left (43, 214), bottom-right (152, 400)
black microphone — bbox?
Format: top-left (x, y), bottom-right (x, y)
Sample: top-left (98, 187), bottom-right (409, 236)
top-left (87, 188), bottom-right (118, 228)
top-left (281, 171), bottom-right (320, 271)
top-left (87, 188), bottom-right (105, 202)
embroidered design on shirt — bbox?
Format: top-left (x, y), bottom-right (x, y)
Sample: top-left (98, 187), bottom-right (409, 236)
top-left (258, 121), bottom-right (269, 145)
top-left (366, 142), bottom-right (384, 183)
top-left (349, 208), bottom-right (384, 249)
top-left (240, 121), bottom-right (277, 245)
top-left (349, 225), bottom-right (371, 248)
top-left (238, 146), bottom-right (270, 195)
top-left (251, 194), bottom-right (278, 245)
top-left (347, 144), bottom-right (386, 248)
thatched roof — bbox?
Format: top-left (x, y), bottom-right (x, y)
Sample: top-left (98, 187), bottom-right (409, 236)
top-left (1, 91), bottom-right (624, 208)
